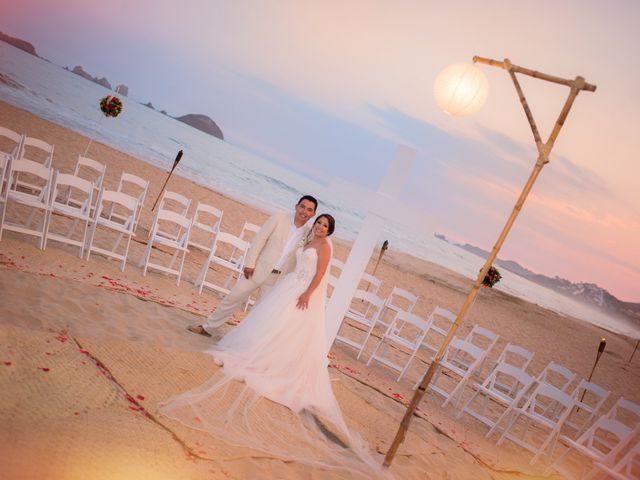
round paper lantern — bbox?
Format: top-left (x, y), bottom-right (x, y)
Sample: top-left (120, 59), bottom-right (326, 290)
top-left (434, 63), bottom-right (488, 116)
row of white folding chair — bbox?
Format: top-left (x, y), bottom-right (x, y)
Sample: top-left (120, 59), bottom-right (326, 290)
top-left (106, 171), bottom-right (149, 234)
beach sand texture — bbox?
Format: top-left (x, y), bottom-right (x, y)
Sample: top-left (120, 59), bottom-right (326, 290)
top-left (1, 100), bottom-right (639, 479)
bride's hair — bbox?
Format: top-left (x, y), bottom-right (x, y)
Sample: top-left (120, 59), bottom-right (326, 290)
top-left (314, 213), bottom-right (335, 235)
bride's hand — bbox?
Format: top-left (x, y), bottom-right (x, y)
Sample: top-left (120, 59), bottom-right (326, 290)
top-left (296, 291), bottom-right (311, 310)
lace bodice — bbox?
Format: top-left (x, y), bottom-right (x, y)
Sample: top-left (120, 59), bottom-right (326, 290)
top-left (293, 247), bottom-right (318, 283)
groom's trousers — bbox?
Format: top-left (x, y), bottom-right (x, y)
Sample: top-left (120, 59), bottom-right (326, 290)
top-left (202, 271), bottom-right (280, 334)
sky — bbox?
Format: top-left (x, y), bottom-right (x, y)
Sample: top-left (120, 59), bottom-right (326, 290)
top-left (2, 0), bottom-right (639, 302)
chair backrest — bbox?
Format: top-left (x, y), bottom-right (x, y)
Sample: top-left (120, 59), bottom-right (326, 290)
top-left (117, 172), bottom-right (149, 205)
top-left (156, 209), bottom-right (192, 245)
top-left (192, 202), bottom-right (222, 231)
top-left (484, 361), bottom-right (535, 397)
top-left (19, 136), bottom-right (54, 168)
top-left (331, 258), bottom-right (345, 271)
top-left (51, 172), bottom-right (94, 212)
top-left (386, 286), bottom-right (418, 313)
top-left (97, 189), bottom-right (139, 230)
top-left (8, 158), bottom-right (52, 200)
top-left (73, 155), bottom-right (106, 190)
top-left (159, 189), bottom-right (191, 215)
top-left (537, 361), bottom-right (576, 391)
top-left (571, 379), bottom-right (610, 410)
top-left (604, 397), bottom-right (640, 429)
top-left (348, 289), bottom-right (385, 322)
top-left (525, 382), bottom-right (575, 419)
top-left (361, 272), bottom-right (382, 293)
top-left (578, 417), bottom-right (633, 457)
top-left (209, 232), bottom-right (249, 271)
top-left (428, 306), bottom-right (457, 335)
top-left (239, 221), bottom-right (260, 241)
top-left (495, 343), bottom-right (535, 370)
top-left (464, 325), bottom-right (499, 353)
top-left (389, 310), bottom-right (430, 345)
top-left (444, 338), bottom-right (485, 371)
top-left (0, 126), bottom-right (23, 158)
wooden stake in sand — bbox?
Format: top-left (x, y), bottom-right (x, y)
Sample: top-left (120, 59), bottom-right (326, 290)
top-left (629, 339), bottom-right (640, 364)
top-left (383, 56), bottom-right (597, 467)
top-left (151, 150), bottom-right (183, 211)
top-left (364, 240), bottom-right (388, 294)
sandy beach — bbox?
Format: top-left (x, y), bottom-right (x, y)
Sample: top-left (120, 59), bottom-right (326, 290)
top-left (1, 100), bottom-right (639, 479)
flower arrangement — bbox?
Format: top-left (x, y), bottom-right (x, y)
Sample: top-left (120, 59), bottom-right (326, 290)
top-left (99, 95), bottom-right (123, 118)
top-left (482, 266), bottom-right (502, 288)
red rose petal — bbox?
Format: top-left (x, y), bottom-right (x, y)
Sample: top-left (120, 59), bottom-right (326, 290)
top-left (39, 367), bottom-right (50, 372)
top-left (4, 361), bottom-right (11, 366)
top-left (136, 394), bottom-right (145, 401)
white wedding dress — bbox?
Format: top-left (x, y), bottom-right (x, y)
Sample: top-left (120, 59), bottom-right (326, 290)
top-left (160, 242), bottom-right (387, 478)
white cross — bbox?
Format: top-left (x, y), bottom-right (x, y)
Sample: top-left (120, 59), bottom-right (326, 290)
top-left (325, 144), bottom-right (434, 349)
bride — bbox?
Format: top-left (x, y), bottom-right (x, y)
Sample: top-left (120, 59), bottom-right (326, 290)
top-left (160, 214), bottom-right (386, 477)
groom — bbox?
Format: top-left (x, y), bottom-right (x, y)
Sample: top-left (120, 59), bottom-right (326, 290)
top-left (188, 195), bottom-right (318, 336)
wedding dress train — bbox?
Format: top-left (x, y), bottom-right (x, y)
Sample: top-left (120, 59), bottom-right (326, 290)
top-left (160, 243), bottom-right (387, 478)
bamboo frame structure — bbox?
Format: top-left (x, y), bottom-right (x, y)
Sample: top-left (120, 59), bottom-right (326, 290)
top-left (383, 57), bottom-right (597, 467)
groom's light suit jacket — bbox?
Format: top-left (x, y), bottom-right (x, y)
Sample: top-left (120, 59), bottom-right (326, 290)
top-left (243, 212), bottom-right (313, 285)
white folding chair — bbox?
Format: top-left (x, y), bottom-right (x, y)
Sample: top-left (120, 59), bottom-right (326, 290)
top-left (356, 286), bottom-right (419, 358)
top-left (365, 310), bottom-right (430, 381)
top-left (85, 189), bottom-right (139, 271)
top-left (545, 417), bottom-right (635, 480)
top-left (560, 380), bottom-right (611, 438)
top-left (44, 172), bottom-right (94, 258)
top-left (538, 361), bottom-right (577, 391)
top-left (0, 126), bottom-right (23, 160)
top-left (109, 171), bottom-right (149, 232)
top-left (458, 362), bottom-right (536, 431)
top-left (14, 136), bottom-right (54, 193)
top-left (230, 221), bottom-right (259, 262)
top-left (152, 190), bottom-right (191, 242)
top-left (592, 438), bottom-right (640, 480)
top-left (140, 208), bottom-right (192, 286)
top-left (604, 397), bottom-right (640, 430)
top-left (0, 158), bottom-right (53, 248)
top-left (195, 231), bottom-right (249, 296)
top-left (378, 286), bottom-right (418, 324)
top-left (360, 272), bottom-right (382, 296)
top-left (419, 306), bottom-right (457, 359)
top-left (485, 343), bottom-right (535, 396)
top-left (495, 382), bottom-right (577, 465)
top-left (188, 201), bottom-right (223, 253)
top-left (334, 289), bottom-right (385, 352)
top-left (65, 155), bottom-right (106, 207)
top-left (424, 337), bottom-right (486, 407)
top-left (454, 324), bottom-right (499, 376)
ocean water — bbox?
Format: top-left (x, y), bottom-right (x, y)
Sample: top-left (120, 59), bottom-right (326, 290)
top-left (1, 42), bottom-right (637, 338)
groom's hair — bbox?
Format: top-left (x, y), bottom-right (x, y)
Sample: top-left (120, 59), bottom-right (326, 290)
top-left (297, 195), bottom-right (318, 212)
top-left (314, 213), bottom-right (335, 236)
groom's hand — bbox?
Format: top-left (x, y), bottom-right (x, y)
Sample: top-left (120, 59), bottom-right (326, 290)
top-left (243, 267), bottom-right (255, 279)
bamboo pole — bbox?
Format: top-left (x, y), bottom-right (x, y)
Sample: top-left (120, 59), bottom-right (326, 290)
top-left (383, 57), bottom-right (596, 467)
top-left (629, 339), bottom-right (640, 364)
top-left (151, 150), bottom-right (183, 211)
